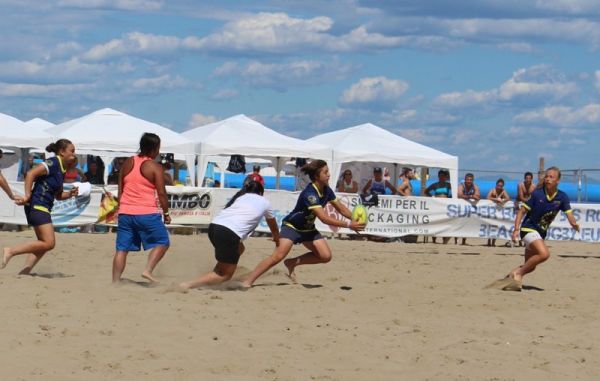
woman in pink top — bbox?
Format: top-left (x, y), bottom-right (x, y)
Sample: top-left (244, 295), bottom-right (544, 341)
top-left (112, 133), bottom-right (171, 283)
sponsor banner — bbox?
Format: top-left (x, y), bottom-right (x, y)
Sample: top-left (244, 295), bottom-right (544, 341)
top-left (2, 183), bottom-right (600, 242)
top-left (166, 186), bottom-right (214, 225)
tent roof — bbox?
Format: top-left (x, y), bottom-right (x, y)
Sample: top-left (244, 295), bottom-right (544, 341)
top-left (183, 114), bottom-right (331, 160)
top-left (46, 108), bottom-right (195, 156)
top-left (0, 113), bottom-right (53, 149)
top-left (307, 123), bottom-right (457, 169)
top-left (25, 118), bottom-right (55, 130)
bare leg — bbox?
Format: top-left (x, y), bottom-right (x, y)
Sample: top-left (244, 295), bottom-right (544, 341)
top-left (511, 240), bottom-right (549, 282)
top-left (180, 262), bottom-right (237, 289)
top-left (283, 239), bottom-right (332, 281)
top-left (112, 250), bottom-right (129, 283)
top-left (3, 224), bottom-right (55, 273)
top-left (242, 239), bottom-right (294, 288)
top-left (141, 245), bottom-right (169, 283)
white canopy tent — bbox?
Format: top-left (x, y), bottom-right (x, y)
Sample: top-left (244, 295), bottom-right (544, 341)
top-left (307, 123), bottom-right (459, 198)
top-left (183, 114), bottom-right (332, 188)
top-left (1, 113), bottom-right (54, 180)
top-left (46, 108), bottom-right (197, 184)
top-left (25, 117), bottom-right (55, 130)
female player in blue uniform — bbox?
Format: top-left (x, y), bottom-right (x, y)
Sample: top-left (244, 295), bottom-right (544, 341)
top-left (2, 139), bottom-right (79, 274)
top-left (507, 167), bottom-right (579, 289)
top-left (242, 160), bottom-right (365, 287)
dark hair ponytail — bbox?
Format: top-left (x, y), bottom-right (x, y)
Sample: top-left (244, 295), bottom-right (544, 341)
top-left (45, 139), bottom-right (72, 154)
top-left (301, 159), bottom-right (327, 181)
top-left (139, 133), bottom-right (161, 157)
top-left (224, 180), bottom-right (264, 209)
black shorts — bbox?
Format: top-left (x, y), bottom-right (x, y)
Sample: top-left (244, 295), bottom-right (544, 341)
top-left (25, 205), bottom-right (53, 227)
top-left (280, 224), bottom-right (323, 244)
top-left (208, 223), bottom-right (241, 265)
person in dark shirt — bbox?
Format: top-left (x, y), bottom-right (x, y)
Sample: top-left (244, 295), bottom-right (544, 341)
top-left (84, 161), bottom-right (104, 185)
top-left (2, 139), bottom-right (79, 274)
top-left (242, 159), bottom-right (365, 287)
top-left (503, 167), bottom-right (579, 290)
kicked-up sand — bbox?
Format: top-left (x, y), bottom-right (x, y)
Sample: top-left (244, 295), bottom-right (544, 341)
top-left (1, 230), bottom-right (599, 380)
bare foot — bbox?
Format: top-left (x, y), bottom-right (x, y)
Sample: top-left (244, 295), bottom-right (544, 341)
top-left (509, 270), bottom-right (523, 283)
top-left (2, 248), bottom-right (11, 269)
top-left (141, 271), bottom-right (159, 283)
top-left (283, 258), bottom-right (298, 283)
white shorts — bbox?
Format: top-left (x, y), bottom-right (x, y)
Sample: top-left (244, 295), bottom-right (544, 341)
top-left (522, 231), bottom-right (543, 247)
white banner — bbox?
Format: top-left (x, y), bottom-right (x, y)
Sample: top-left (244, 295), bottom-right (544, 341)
top-left (2, 183), bottom-right (599, 242)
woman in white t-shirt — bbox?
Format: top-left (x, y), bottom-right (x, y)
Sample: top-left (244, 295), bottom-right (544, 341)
top-left (179, 181), bottom-right (280, 289)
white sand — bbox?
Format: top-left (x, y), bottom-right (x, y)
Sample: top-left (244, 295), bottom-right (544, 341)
top-left (1, 231), bottom-right (599, 380)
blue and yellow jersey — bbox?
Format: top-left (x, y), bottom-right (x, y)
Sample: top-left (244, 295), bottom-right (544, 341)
top-left (30, 156), bottom-right (66, 214)
top-left (520, 186), bottom-right (572, 238)
top-left (283, 182), bottom-right (337, 231)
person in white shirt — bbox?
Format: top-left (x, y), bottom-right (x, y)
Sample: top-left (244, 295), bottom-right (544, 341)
top-left (179, 181), bottom-right (280, 289)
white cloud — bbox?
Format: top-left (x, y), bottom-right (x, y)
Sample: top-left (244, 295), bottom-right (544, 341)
top-left (514, 103), bottom-right (600, 127)
top-left (57, 0), bottom-right (164, 11)
top-left (210, 89), bottom-right (239, 100)
top-left (131, 74), bottom-right (186, 93)
top-left (431, 65), bottom-right (579, 120)
top-left (0, 82), bottom-right (93, 97)
top-left (82, 12), bottom-right (414, 61)
top-left (340, 76), bottom-right (409, 105)
top-left (433, 89), bottom-right (497, 108)
top-left (83, 32), bottom-right (181, 61)
top-left (498, 66), bottom-right (578, 102)
top-left (497, 42), bottom-right (536, 53)
top-left (214, 59), bottom-right (354, 90)
top-left (0, 58), bottom-right (114, 82)
top-left (187, 113), bottom-right (218, 129)
top-left (595, 70), bottom-right (600, 92)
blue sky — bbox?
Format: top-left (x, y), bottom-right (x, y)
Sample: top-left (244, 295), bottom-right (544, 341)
top-left (1, 0), bottom-right (599, 174)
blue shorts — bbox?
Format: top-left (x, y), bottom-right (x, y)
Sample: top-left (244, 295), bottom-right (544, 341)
top-left (116, 214), bottom-right (170, 252)
top-left (280, 224), bottom-right (323, 244)
top-left (25, 205), bottom-right (53, 227)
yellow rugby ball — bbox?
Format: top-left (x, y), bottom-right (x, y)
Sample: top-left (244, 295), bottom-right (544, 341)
top-left (352, 204), bottom-right (368, 225)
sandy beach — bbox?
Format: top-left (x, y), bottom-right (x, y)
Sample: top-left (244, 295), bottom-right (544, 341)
top-left (1, 230), bottom-right (599, 380)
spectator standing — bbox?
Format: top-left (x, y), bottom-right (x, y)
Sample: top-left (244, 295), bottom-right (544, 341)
top-left (84, 161), bottom-right (104, 185)
top-left (363, 167), bottom-right (397, 195)
top-left (397, 167), bottom-right (415, 196)
top-left (337, 169), bottom-right (358, 193)
top-left (425, 169), bottom-right (452, 243)
top-left (486, 178), bottom-right (511, 246)
top-left (245, 165), bottom-right (265, 187)
top-left (457, 173), bottom-right (481, 245)
top-left (107, 157), bottom-right (126, 185)
top-left (63, 157), bottom-right (85, 183)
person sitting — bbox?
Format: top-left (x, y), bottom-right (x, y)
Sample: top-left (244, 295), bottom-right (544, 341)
top-left (426, 169), bottom-right (452, 243)
top-left (362, 167), bottom-right (397, 195)
top-left (457, 173), bottom-right (481, 245)
top-left (486, 178), bottom-right (511, 246)
top-left (337, 169), bottom-right (358, 193)
top-left (84, 161), bottom-right (104, 185)
top-left (64, 157), bottom-right (86, 183)
top-left (245, 165), bottom-right (265, 187)
top-left (397, 167), bottom-right (415, 196)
